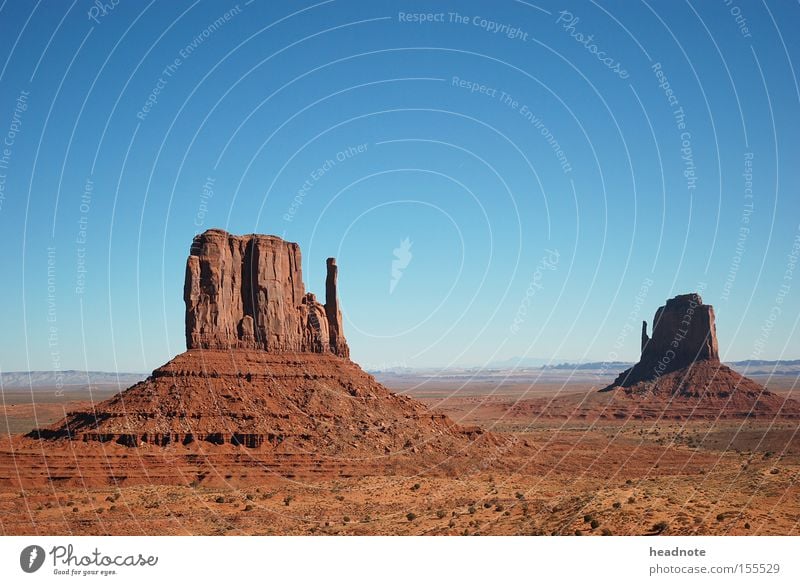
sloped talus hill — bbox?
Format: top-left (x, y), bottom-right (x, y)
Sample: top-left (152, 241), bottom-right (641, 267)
top-left (32, 350), bottom-right (488, 455)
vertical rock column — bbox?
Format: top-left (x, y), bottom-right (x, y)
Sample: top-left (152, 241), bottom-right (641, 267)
top-left (325, 258), bottom-right (350, 358)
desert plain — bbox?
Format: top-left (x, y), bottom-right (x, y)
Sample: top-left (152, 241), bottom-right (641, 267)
top-left (1, 369), bottom-right (798, 536)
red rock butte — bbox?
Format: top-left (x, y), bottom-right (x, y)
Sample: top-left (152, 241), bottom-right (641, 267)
top-left (27, 229), bottom-right (492, 469)
top-left (599, 293), bottom-right (798, 418)
top-left (604, 293), bottom-right (720, 388)
top-left (185, 229), bottom-right (349, 357)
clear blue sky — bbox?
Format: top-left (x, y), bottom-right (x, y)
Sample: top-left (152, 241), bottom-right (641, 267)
top-left (0, 0), bottom-right (798, 373)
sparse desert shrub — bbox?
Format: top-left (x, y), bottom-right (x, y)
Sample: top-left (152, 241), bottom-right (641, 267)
top-left (245, 494), bottom-right (254, 500)
top-left (406, 512), bottom-right (417, 521)
top-left (483, 502), bottom-right (491, 509)
top-left (770, 468), bottom-right (779, 475)
top-left (411, 483), bottom-right (421, 491)
top-left (612, 501), bottom-right (621, 509)
top-left (335, 495), bottom-right (345, 501)
top-left (583, 514), bottom-right (593, 523)
top-left (436, 509), bottom-right (446, 519)
top-left (653, 521), bottom-right (668, 533)
top-left (515, 492), bottom-right (525, 500)
top-left (283, 495), bottom-right (294, 506)
top-left (495, 504), bottom-right (504, 512)
top-left (343, 516), bottom-right (350, 522)
top-left (590, 519), bottom-right (600, 529)
top-left (448, 519), bottom-right (455, 528)
top-left (244, 504), bottom-right (254, 512)
top-left (215, 496), bottom-right (225, 504)
top-left (744, 522), bottom-right (751, 529)
top-left (628, 497), bottom-right (636, 504)
top-left (468, 505), bottom-right (476, 515)
top-left (72, 507), bottom-right (79, 513)
top-left (574, 529), bottom-right (583, 536)
top-left (601, 528), bottom-right (612, 536)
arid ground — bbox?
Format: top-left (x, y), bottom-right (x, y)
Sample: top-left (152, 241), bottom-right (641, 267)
top-left (1, 374), bottom-right (798, 536)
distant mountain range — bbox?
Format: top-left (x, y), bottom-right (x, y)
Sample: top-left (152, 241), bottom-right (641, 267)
top-left (368, 359), bottom-right (800, 378)
top-left (1, 359), bottom-right (797, 389)
top-left (0, 370), bottom-right (146, 389)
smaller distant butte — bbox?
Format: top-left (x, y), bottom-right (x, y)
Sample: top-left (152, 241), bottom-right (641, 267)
top-left (600, 293), bottom-right (798, 418)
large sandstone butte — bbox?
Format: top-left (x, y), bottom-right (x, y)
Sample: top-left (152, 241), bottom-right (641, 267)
top-left (604, 293), bottom-right (719, 387)
top-left (28, 230), bottom-right (491, 469)
top-left (599, 293), bottom-right (797, 417)
top-left (185, 229), bottom-right (349, 357)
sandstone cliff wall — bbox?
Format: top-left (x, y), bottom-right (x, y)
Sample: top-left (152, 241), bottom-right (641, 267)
top-left (184, 229), bottom-right (349, 357)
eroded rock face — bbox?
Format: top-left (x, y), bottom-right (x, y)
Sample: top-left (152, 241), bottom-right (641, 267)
top-left (602, 293), bottom-right (725, 391)
top-left (643, 293), bottom-right (719, 370)
top-left (184, 229), bottom-right (349, 357)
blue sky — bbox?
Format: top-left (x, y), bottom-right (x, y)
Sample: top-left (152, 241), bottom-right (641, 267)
top-left (0, 0), bottom-right (798, 372)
